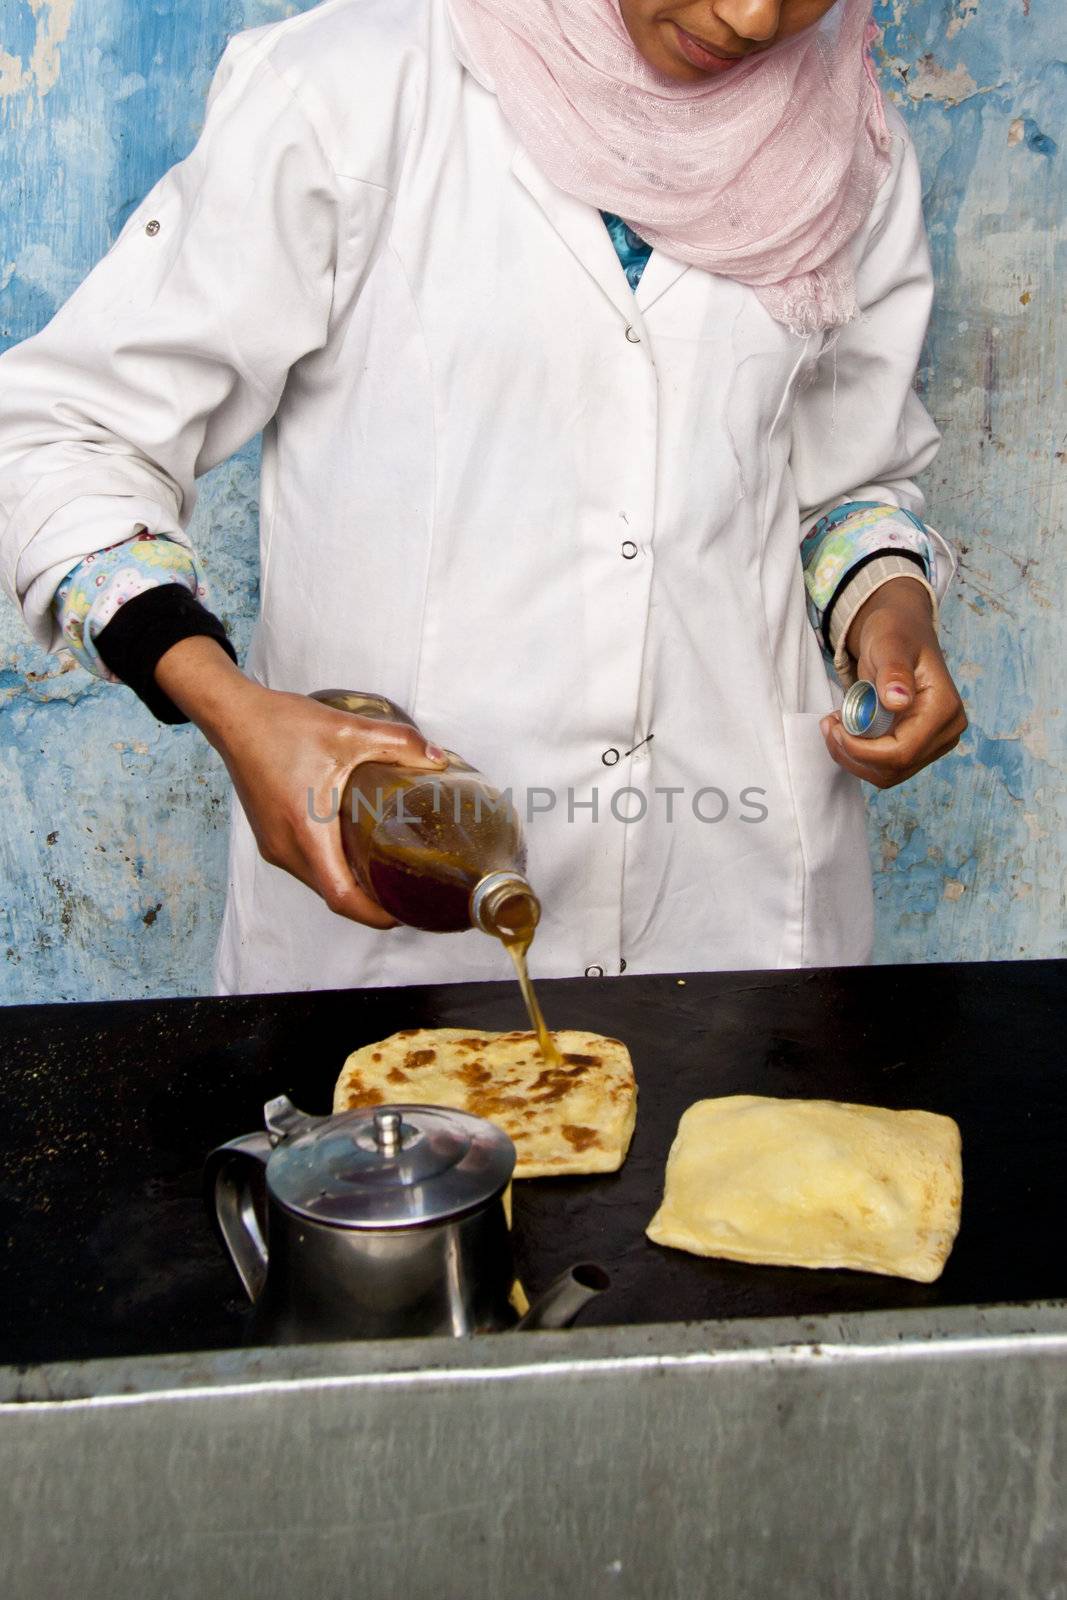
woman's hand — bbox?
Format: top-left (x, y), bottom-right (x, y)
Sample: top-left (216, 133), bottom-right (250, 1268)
top-left (820, 577), bottom-right (967, 789)
top-left (154, 637), bottom-right (447, 926)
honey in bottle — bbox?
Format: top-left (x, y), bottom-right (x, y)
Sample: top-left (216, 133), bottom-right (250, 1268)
top-left (311, 690), bottom-right (559, 1063)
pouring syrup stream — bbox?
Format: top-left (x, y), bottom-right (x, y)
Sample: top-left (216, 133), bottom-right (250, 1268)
top-left (504, 936), bottom-right (562, 1068)
top-left (486, 883), bottom-right (563, 1068)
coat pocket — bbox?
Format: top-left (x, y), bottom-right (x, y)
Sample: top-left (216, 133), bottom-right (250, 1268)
top-left (781, 713), bottom-right (874, 968)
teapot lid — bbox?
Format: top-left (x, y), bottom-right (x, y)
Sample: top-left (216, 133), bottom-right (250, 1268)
top-left (264, 1098), bottom-right (516, 1229)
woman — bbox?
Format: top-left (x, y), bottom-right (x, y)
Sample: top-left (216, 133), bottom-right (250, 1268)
top-left (0, 0), bottom-right (966, 993)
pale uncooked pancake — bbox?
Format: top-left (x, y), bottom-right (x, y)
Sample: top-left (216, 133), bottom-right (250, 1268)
top-left (647, 1095), bottom-right (962, 1283)
top-left (334, 1028), bottom-right (637, 1177)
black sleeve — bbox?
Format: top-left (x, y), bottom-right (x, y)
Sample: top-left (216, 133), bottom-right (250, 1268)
top-left (94, 583), bottom-right (238, 725)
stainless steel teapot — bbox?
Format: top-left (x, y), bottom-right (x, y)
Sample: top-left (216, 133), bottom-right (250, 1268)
top-left (205, 1096), bottom-right (608, 1343)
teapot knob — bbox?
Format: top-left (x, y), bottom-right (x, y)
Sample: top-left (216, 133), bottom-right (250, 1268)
top-left (374, 1108), bottom-right (404, 1156)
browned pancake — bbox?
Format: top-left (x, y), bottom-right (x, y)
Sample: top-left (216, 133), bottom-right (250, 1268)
top-left (333, 1027), bottom-right (637, 1177)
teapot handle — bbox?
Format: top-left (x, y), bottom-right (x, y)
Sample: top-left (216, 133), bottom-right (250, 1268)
top-left (203, 1133), bottom-right (273, 1303)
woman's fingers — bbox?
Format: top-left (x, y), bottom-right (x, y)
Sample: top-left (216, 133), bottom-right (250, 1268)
top-left (871, 653), bottom-right (918, 716)
top-left (297, 711), bottom-right (446, 924)
top-left (860, 615), bottom-right (923, 716)
top-left (254, 798), bottom-right (400, 928)
top-left (821, 647), bottom-right (967, 788)
top-left (297, 818), bottom-right (400, 928)
top-left (823, 719), bottom-right (959, 787)
top-left (334, 712), bottom-right (448, 775)
top-left (214, 688), bottom-right (448, 928)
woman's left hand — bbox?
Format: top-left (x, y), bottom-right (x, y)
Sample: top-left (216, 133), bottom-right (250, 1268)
top-left (820, 577), bottom-right (968, 789)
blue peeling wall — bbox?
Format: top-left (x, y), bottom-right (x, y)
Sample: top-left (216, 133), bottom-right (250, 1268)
top-left (1, 0), bottom-right (1064, 1001)
top-left (870, 0), bottom-right (1065, 960)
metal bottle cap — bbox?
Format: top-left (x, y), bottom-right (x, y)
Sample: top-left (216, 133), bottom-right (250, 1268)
top-left (841, 680), bottom-right (896, 740)
top-left (264, 1099), bottom-right (515, 1230)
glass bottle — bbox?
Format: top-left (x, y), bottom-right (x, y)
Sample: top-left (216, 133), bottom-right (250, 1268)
top-left (310, 690), bottom-right (540, 941)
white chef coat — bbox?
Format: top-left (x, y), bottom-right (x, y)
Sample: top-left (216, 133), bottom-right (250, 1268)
top-left (0, 0), bottom-right (955, 994)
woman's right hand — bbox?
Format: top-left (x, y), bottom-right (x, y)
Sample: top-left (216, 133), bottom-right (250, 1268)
top-left (154, 637), bottom-right (447, 927)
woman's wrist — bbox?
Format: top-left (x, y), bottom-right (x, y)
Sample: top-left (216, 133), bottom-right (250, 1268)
top-left (154, 635), bottom-right (267, 746)
top-left (845, 574), bottom-right (934, 663)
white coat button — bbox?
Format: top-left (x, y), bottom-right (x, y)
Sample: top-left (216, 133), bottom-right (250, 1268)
top-left (621, 540), bottom-right (638, 559)
top-left (585, 965), bottom-right (605, 978)
top-left (624, 326), bottom-right (641, 343)
top-left (145, 220), bottom-right (161, 236)
top-left (602, 748), bottom-right (620, 766)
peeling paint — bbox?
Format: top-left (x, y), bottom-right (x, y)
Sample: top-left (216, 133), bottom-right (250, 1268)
top-left (0, 0), bottom-right (76, 103)
top-left (1, 0), bottom-right (1065, 999)
top-left (9, 239), bottom-right (83, 301)
top-left (864, 1), bottom-right (1066, 961)
top-left (906, 56), bottom-right (983, 106)
top-left (946, 3), bottom-right (980, 42)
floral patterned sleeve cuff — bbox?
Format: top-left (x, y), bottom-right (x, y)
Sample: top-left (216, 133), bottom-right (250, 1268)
top-left (800, 501), bottom-right (939, 685)
top-left (53, 532), bottom-right (207, 680)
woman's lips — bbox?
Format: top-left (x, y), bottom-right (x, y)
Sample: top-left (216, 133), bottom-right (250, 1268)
top-left (671, 22), bottom-right (747, 73)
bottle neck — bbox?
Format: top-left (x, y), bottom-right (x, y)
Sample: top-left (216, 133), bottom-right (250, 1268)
top-left (470, 871), bottom-right (540, 943)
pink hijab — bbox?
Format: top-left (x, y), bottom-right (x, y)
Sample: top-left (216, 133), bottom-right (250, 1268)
top-left (446, 0), bottom-right (891, 333)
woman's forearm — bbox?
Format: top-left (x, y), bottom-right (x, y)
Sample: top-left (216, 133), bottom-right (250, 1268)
top-left (153, 635), bottom-right (266, 748)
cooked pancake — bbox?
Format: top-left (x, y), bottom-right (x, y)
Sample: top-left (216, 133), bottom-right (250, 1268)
top-left (334, 1028), bottom-right (637, 1177)
top-left (647, 1095), bottom-right (962, 1284)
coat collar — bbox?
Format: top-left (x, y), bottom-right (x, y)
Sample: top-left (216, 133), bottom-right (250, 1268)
top-left (634, 249), bottom-right (691, 315)
top-left (511, 147), bottom-right (689, 326)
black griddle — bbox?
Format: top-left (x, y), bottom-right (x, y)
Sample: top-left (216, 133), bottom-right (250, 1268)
top-left (1, 960), bottom-right (1064, 1366)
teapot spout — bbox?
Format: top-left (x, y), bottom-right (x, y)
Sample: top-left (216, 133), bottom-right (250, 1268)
top-left (513, 1263), bottom-right (610, 1331)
